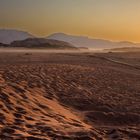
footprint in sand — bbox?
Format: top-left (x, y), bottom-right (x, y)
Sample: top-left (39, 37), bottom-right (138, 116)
top-left (0, 113), bottom-right (6, 124)
top-left (107, 129), bottom-right (121, 140)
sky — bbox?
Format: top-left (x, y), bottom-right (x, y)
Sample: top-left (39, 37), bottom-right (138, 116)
top-left (1, 0), bottom-right (140, 42)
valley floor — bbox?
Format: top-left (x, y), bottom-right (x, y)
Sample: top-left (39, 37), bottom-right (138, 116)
top-left (0, 51), bottom-right (140, 140)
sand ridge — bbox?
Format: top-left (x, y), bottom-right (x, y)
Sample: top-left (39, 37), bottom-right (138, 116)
top-left (0, 64), bottom-right (102, 139)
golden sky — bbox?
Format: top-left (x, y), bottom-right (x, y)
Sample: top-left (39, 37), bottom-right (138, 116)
top-left (1, 0), bottom-right (140, 42)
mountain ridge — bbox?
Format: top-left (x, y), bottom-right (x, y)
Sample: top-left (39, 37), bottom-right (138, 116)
top-left (0, 29), bottom-right (34, 44)
top-left (10, 38), bottom-right (78, 49)
top-left (1, 29), bottom-right (140, 48)
top-left (47, 33), bottom-right (140, 48)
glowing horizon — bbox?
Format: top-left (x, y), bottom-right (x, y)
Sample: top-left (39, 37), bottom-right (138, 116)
top-left (1, 0), bottom-right (140, 42)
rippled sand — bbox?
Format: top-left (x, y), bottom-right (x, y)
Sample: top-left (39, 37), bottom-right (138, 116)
top-left (0, 51), bottom-right (139, 140)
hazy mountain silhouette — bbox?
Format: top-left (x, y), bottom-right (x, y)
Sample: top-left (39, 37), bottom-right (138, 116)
top-left (11, 38), bottom-right (77, 49)
top-left (47, 33), bottom-right (140, 48)
top-left (107, 47), bottom-right (140, 52)
top-left (1, 29), bottom-right (140, 48)
top-left (0, 29), bottom-right (34, 44)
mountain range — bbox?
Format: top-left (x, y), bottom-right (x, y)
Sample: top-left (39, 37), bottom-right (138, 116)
top-left (0, 29), bottom-right (140, 48)
top-left (47, 33), bottom-right (140, 49)
top-left (0, 29), bottom-right (34, 44)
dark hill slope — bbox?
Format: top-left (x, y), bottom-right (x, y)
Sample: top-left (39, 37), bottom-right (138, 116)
top-left (11, 38), bottom-right (78, 49)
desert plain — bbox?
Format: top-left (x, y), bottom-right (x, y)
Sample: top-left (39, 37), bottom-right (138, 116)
top-left (0, 49), bottom-right (139, 140)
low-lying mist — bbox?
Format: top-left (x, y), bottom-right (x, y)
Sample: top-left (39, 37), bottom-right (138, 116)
top-left (0, 47), bottom-right (106, 53)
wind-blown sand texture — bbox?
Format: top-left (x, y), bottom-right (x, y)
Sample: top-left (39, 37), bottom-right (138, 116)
top-left (0, 51), bottom-right (139, 140)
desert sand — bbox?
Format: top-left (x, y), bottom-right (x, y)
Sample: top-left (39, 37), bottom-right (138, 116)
top-left (0, 50), bottom-right (139, 140)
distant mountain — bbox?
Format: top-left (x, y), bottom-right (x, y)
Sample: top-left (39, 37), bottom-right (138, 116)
top-left (11, 38), bottom-right (78, 50)
top-left (0, 29), bottom-right (34, 44)
top-left (47, 33), bottom-right (140, 48)
top-left (107, 47), bottom-right (140, 52)
top-left (1, 29), bottom-right (140, 49)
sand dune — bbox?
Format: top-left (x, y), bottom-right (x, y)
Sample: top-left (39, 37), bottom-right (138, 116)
top-left (0, 51), bottom-right (139, 139)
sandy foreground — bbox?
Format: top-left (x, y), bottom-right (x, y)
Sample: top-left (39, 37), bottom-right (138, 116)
top-left (0, 50), bottom-right (139, 140)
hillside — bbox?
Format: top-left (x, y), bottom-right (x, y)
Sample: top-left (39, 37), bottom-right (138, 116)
top-left (0, 29), bottom-right (34, 44)
top-left (0, 43), bottom-right (8, 47)
top-left (10, 38), bottom-right (78, 50)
